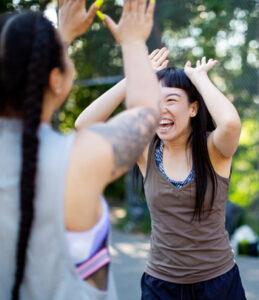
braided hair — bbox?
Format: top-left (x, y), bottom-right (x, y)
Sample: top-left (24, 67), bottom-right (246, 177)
top-left (0, 12), bottom-right (65, 299)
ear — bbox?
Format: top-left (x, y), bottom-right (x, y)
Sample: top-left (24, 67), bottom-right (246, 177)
top-left (190, 100), bottom-right (199, 117)
top-left (48, 67), bottom-right (63, 96)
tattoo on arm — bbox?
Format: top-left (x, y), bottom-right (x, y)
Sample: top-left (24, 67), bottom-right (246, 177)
top-left (88, 107), bottom-right (159, 175)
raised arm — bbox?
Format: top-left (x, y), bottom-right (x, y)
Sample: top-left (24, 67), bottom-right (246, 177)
top-left (58, 0), bottom-right (100, 45)
top-left (65, 0), bottom-right (162, 231)
top-left (184, 57), bottom-right (241, 158)
top-left (75, 47), bottom-right (169, 129)
top-left (85, 0), bottom-right (162, 182)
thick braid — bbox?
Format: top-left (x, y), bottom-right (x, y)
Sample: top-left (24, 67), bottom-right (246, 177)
top-left (11, 16), bottom-right (53, 300)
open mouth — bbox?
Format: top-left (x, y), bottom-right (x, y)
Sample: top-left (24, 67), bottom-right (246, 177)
top-left (158, 119), bottom-right (174, 132)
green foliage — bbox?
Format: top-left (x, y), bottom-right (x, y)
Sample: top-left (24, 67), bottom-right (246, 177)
top-left (1, 0), bottom-right (258, 212)
top-left (0, 0), bottom-right (51, 12)
top-left (59, 0), bottom-right (259, 210)
top-left (154, 0), bottom-right (259, 208)
top-left (230, 119), bottom-right (259, 207)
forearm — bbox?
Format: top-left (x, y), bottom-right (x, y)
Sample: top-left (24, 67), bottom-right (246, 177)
top-left (121, 42), bottom-right (161, 112)
top-left (75, 79), bottom-right (126, 129)
top-left (192, 74), bottom-right (241, 131)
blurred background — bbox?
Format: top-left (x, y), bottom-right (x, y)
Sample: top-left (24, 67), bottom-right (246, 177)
top-left (2, 0), bottom-right (259, 247)
top-left (1, 0), bottom-right (259, 295)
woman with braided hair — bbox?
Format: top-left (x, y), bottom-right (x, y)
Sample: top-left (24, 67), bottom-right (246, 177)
top-left (0, 0), bottom-right (161, 299)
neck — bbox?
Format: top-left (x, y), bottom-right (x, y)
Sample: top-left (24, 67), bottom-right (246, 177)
top-left (163, 130), bottom-right (191, 153)
top-left (41, 92), bottom-right (58, 123)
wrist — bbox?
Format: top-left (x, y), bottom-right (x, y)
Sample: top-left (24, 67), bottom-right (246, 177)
top-left (121, 41), bottom-right (146, 52)
top-left (189, 72), bottom-right (209, 85)
top-left (59, 27), bottom-right (74, 46)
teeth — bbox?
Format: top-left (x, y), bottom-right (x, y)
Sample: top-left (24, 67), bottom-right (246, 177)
top-left (159, 120), bottom-right (173, 125)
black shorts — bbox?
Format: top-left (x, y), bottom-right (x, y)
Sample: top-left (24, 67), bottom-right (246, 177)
top-left (141, 264), bottom-right (246, 300)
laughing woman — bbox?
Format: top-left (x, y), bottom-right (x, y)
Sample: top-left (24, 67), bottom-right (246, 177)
top-left (75, 51), bottom-right (246, 300)
top-left (0, 0), bottom-right (161, 299)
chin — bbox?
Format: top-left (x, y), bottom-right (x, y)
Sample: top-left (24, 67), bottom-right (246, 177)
top-left (156, 131), bottom-right (176, 142)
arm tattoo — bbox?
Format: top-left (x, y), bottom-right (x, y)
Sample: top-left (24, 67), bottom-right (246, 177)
top-left (88, 107), bottom-right (159, 175)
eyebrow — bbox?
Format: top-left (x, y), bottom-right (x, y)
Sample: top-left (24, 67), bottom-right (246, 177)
top-left (165, 93), bottom-right (181, 97)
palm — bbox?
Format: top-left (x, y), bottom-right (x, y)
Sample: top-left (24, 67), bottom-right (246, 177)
top-left (149, 48), bottom-right (169, 71)
top-left (184, 57), bottom-right (218, 80)
top-left (59, 0), bottom-right (98, 44)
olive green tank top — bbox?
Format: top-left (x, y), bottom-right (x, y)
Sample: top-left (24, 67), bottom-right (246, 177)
top-left (144, 137), bottom-right (235, 284)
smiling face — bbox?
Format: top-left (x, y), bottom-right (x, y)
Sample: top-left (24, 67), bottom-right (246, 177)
top-left (156, 85), bottom-right (198, 142)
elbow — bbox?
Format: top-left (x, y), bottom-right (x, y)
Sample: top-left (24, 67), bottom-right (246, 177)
top-left (74, 118), bottom-right (81, 130)
top-left (222, 116), bottom-right (242, 137)
top-left (126, 92), bottom-right (162, 114)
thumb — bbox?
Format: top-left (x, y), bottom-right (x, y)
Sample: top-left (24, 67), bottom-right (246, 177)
top-left (84, 2), bottom-right (99, 30)
top-left (103, 14), bottom-right (117, 37)
top-left (184, 61), bottom-right (192, 68)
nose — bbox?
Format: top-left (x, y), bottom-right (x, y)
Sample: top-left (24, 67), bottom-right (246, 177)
top-left (160, 101), bottom-right (168, 113)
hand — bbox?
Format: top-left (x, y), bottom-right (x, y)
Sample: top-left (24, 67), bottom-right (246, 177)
top-left (184, 57), bottom-right (218, 82)
top-left (58, 0), bottom-right (99, 45)
top-left (149, 47), bottom-right (169, 71)
top-left (103, 0), bottom-right (156, 46)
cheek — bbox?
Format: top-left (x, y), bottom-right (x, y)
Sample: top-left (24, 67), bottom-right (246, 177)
top-left (68, 62), bottom-right (74, 81)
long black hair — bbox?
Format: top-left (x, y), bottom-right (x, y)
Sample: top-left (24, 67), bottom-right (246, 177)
top-left (0, 12), bottom-right (65, 300)
top-left (133, 67), bottom-right (217, 221)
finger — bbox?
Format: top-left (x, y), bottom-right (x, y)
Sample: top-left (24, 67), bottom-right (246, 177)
top-left (208, 58), bottom-right (213, 63)
top-left (153, 47), bottom-right (167, 61)
top-left (103, 14), bottom-right (117, 36)
top-left (96, 10), bottom-right (105, 21)
top-left (185, 61), bottom-right (192, 68)
top-left (122, 0), bottom-right (131, 17)
top-left (58, 0), bottom-right (64, 7)
top-left (146, 0), bottom-right (156, 21)
top-left (149, 49), bottom-right (160, 60)
top-left (196, 60), bottom-right (200, 67)
top-left (130, 0), bottom-right (138, 14)
top-left (211, 60), bottom-right (218, 67)
top-left (201, 56), bottom-right (206, 64)
top-left (94, 0), bottom-right (103, 9)
top-left (85, 2), bottom-right (99, 28)
top-left (157, 47), bottom-right (167, 56)
top-left (138, 0), bottom-right (146, 16)
top-left (157, 50), bottom-right (169, 65)
top-left (160, 60), bottom-right (169, 69)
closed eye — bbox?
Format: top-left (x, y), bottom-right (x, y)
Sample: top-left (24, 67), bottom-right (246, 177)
top-left (167, 98), bottom-right (177, 103)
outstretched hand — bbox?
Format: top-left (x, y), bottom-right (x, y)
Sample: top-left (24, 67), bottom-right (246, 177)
top-left (184, 57), bottom-right (218, 82)
top-left (58, 0), bottom-right (99, 45)
top-left (102, 0), bottom-right (156, 46)
top-left (149, 47), bottom-right (169, 71)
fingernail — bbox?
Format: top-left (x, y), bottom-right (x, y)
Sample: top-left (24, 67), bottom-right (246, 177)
top-left (96, 10), bottom-right (105, 21)
top-left (95, 0), bottom-right (103, 9)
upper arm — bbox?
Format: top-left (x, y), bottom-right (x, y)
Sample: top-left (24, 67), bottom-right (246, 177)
top-left (207, 129), bottom-right (238, 178)
top-left (136, 145), bottom-right (149, 177)
top-left (86, 106), bottom-right (159, 184)
top-left (65, 106), bottom-right (159, 231)
top-left (209, 118), bottom-right (241, 159)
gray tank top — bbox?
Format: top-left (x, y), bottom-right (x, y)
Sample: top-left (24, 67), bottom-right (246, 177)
top-left (144, 137), bottom-right (235, 284)
top-left (0, 118), bottom-right (117, 300)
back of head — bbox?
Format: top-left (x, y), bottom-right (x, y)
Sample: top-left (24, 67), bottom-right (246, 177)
top-left (0, 11), bottom-right (65, 300)
top-left (0, 11), bottom-right (65, 116)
